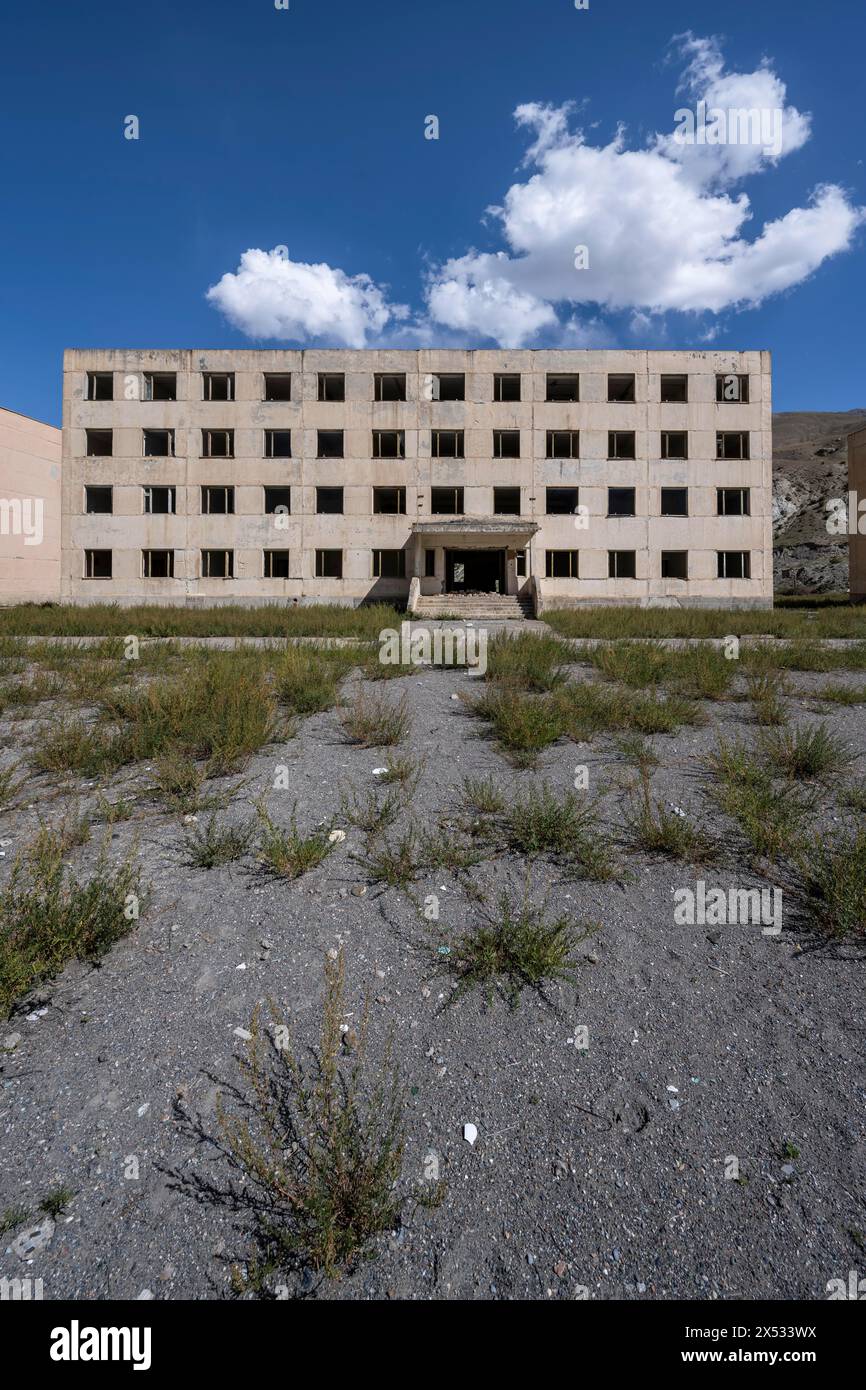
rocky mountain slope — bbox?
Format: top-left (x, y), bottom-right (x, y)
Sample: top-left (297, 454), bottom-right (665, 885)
top-left (772, 410), bottom-right (866, 594)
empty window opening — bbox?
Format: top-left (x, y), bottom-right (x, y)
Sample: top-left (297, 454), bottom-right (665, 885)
top-left (264, 429), bottom-right (292, 458)
top-left (494, 373), bottom-right (521, 402)
top-left (202, 549), bottom-right (234, 579)
top-left (546, 550), bottom-right (579, 578)
top-left (716, 432), bottom-right (750, 460)
top-left (431, 487), bottom-right (463, 515)
top-left (716, 374), bottom-right (750, 403)
top-left (373, 549), bottom-right (406, 579)
top-left (546, 430), bottom-right (580, 459)
top-left (493, 487), bottom-right (521, 515)
top-left (373, 430), bottom-right (405, 459)
top-left (608, 431), bottom-right (636, 459)
top-left (85, 429), bottom-right (112, 457)
top-left (84, 549), bottom-right (112, 580)
top-left (608, 374), bottom-right (636, 402)
top-left (374, 373), bottom-right (406, 402)
top-left (432, 373), bottom-right (465, 401)
top-left (660, 374), bottom-right (688, 403)
top-left (202, 485), bottom-right (235, 515)
top-left (424, 549), bottom-right (436, 578)
top-left (264, 486), bottom-right (292, 514)
top-left (143, 485), bottom-right (176, 515)
top-left (661, 487), bottom-right (688, 517)
top-left (86, 372), bottom-right (113, 401)
top-left (316, 487), bottom-right (344, 515)
top-left (373, 487), bottom-right (406, 514)
top-left (546, 487), bottom-right (579, 515)
top-left (493, 430), bottom-right (520, 459)
top-left (661, 550), bottom-right (688, 580)
top-left (318, 373), bottom-right (345, 402)
top-left (317, 430), bottom-right (344, 458)
top-left (717, 487), bottom-right (750, 516)
top-left (144, 372), bottom-right (177, 401)
top-left (203, 372), bottom-right (234, 402)
top-left (661, 431), bottom-right (688, 460)
top-left (85, 485), bottom-right (113, 514)
top-left (718, 550), bottom-right (751, 579)
top-left (202, 429), bottom-right (234, 458)
top-left (264, 550), bottom-right (290, 578)
top-left (608, 487), bottom-right (636, 517)
top-left (515, 549), bottom-right (527, 578)
top-left (546, 374), bottom-right (579, 402)
top-left (263, 373), bottom-right (292, 401)
top-left (316, 549), bottom-right (343, 578)
top-left (143, 428), bottom-right (175, 458)
top-left (432, 430), bottom-right (463, 458)
top-left (142, 549), bottom-right (174, 579)
top-left (609, 550), bottom-right (636, 579)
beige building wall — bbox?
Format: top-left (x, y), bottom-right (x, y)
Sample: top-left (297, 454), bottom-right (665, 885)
top-left (0, 407), bottom-right (62, 604)
top-left (849, 426), bottom-right (866, 600)
top-left (61, 348), bottom-right (773, 609)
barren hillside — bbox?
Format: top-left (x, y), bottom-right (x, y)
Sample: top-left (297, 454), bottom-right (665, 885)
top-left (773, 409), bottom-right (866, 593)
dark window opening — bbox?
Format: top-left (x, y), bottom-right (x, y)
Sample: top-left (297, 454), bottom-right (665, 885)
top-left (85, 429), bottom-right (112, 457)
top-left (546, 550), bottom-right (579, 578)
top-left (716, 374), bottom-right (750, 404)
top-left (493, 487), bottom-right (521, 515)
top-left (717, 487), bottom-right (750, 516)
top-left (202, 549), bottom-right (234, 579)
top-left (373, 430), bottom-right (405, 459)
top-left (201, 485), bottom-right (234, 515)
top-left (546, 430), bottom-right (580, 459)
top-left (494, 373), bottom-right (521, 402)
top-left (661, 431), bottom-right (688, 460)
top-left (373, 549), bottom-right (406, 579)
top-left (608, 374), bottom-right (636, 402)
top-left (493, 430), bottom-right (520, 459)
top-left (609, 550), bottom-right (636, 579)
top-left (264, 430), bottom-right (292, 458)
top-left (317, 430), bottom-right (343, 458)
top-left (318, 373), bottom-right (345, 402)
top-left (203, 373), bottom-right (234, 402)
top-left (316, 549), bottom-right (343, 578)
top-left (143, 485), bottom-right (176, 515)
top-left (661, 550), bottom-right (688, 580)
top-left (143, 428), bottom-right (174, 457)
top-left (373, 487), bottom-right (406, 514)
top-left (424, 549), bottom-right (436, 578)
top-left (144, 373), bottom-right (176, 401)
top-left (515, 550), bottom-right (527, 578)
top-left (608, 431), bottom-right (636, 459)
top-left (546, 374), bottom-right (579, 402)
top-left (608, 487), bottom-right (636, 517)
top-left (546, 487), bottom-right (579, 515)
top-left (316, 486), bottom-right (344, 515)
top-left (432, 430), bottom-right (463, 458)
top-left (264, 486), bottom-right (292, 514)
top-left (374, 373), bottom-right (406, 402)
top-left (85, 485), bottom-right (113, 514)
top-left (264, 550), bottom-right (290, 578)
top-left (143, 549), bottom-right (174, 579)
top-left (716, 432), bottom-right (750, 460)
top-left (433, 373), bottom-right (465, 401)
top-left (718, 550), bottom-right (751, 579)
top-left (202, 429), bottom-right (234, 458)
top-left (86, 372), bottom-right (113, 401)
top-left (84, 549), bottom-right (112, 579)
top-left (661, 487), bottom-right (688, 517)
top-left (660, 374), bottom-right (688, 403)
top-left (263, 373), bottom-right (292, 401)
top-left (431, 487), bottom-right (463, 515)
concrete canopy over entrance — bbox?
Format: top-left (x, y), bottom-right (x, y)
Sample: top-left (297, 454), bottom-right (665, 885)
top-left (410, 518), bottom-right (538, 596)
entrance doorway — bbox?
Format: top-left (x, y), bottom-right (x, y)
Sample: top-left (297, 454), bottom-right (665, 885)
top-left (446, 549), bottom-right (506, 593)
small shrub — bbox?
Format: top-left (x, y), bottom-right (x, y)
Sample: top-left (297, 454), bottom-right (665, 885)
top-left (275, 645), bottom-right (355, 715)
top-left (628, 773), bottom-right (714, 863)
top-left (149, 754), bottom-right (206, 814)
top-left (812, 683), bottom-right (866, 706)
top-left (185, 812), bottom-right (257, 869)
top-left (39, 1185), bottom-right (75, 1219)
top-left (466, 685), bottom-right (563, 767)
top-left (484, 631), bottom-right (569, 691)
top-left (356, 826), bottom-right (424, 890)
top-left (340, 784), bottom-right (403, 836)
top-left (759, 722), bottom-right (848, 780)
top-left (791, 829), bottom-right (866, 939)
top-left (459, 776), bottom-right (507, 817)
top-left (340, 689), bottom-right (410, 747)
top-left (257, 806), bottom-right (335, 880)
top-left (746, 670), bottom-right (789, 726)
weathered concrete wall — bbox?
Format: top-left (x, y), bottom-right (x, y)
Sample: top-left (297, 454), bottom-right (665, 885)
top-left (0, 407), bottom-right (62, 604)
top-left (61, 348), bottom-right (773, 608)
top-left (849, 426), bottom-right (866, 599)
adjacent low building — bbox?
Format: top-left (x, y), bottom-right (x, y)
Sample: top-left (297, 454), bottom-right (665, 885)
top-left (61, 348), bottom-right (774, 611)
top-left (0, 406), bottom-right (62, 604)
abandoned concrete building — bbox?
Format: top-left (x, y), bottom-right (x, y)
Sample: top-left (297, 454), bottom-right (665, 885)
top-left (61, 348), bottom-right (774, 613)
top-left (849, 424), bottom-right (866, 602)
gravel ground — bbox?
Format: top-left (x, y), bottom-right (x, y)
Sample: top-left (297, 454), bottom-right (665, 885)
top-left (1, 648), bottom-right (864, 1301)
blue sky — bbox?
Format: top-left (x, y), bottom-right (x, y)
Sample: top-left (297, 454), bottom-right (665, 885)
top-left (1, 0), bottom-right (864, 424)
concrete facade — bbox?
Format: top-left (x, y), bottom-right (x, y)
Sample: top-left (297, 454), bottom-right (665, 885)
top-left (849, 425), bottom-right (866, 600)
top-left (0, 407), bottom-right (62, 604)
top-left (61, 348), bottom-right (773, 609)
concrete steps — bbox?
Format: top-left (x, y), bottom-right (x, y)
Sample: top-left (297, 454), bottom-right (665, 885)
top-left (413, 592), bottom-right (535, 620)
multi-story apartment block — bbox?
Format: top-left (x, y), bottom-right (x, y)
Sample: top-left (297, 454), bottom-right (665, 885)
top-left (61, 348), bottom-right (773, 611)
top-left (0, 406), bottom-right (62, 604)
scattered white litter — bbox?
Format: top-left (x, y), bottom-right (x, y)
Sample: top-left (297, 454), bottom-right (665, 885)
top-left (234, 1027), bottom-right (253, 1042)
top-left (666, 1085), bottom-right (679, 1094)
top-left (26, 1008), bottom-right (48, 1022)
top-left (463, 1123), bottom-right (478, 1146)
top-left (137, 1103), bottom-right (151, 1118)
top-left (236, 963), bottom-right (247, 971)
top-left (136, 1289), bottom-right (155, 1300)
top-left (669, 805), bottom-right (686, 818)
top-left (328, 829), bottom-right (346, 843)
top-left (3, 1033), bottom-right (22, 1051)
top-left (372, 767), bottom-right (388, 776)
